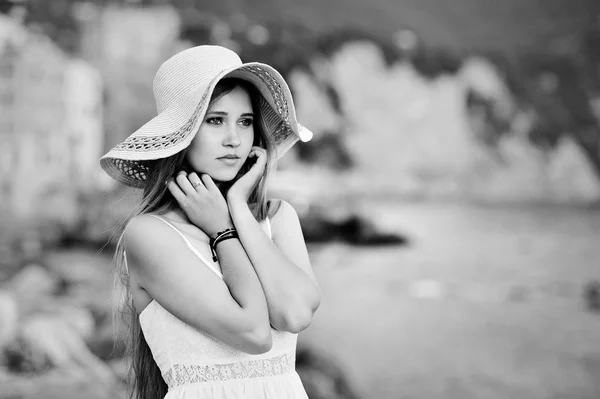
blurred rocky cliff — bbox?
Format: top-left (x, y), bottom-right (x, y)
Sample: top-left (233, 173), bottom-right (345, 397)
top-left (2, 3), bottom-right (599, 253)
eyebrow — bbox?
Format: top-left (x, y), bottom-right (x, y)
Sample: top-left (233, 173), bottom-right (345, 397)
top-left (207, 111), bottom-right (254, 117)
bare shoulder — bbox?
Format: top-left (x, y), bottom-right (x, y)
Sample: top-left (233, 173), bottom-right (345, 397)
top-left (122, 214), bottom-right (175, 273)
top-left (268, 199), bottom-right (299, 222)
top-left (123, 214), bottom-right (163, 248)
top-left (267, 199), bottom-right (316, 281)
top-left (267, 199), bottom-right (302, 240)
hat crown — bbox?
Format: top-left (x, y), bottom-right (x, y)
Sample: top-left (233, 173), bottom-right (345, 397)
top-left (152, 45), bottom-right (243, 113)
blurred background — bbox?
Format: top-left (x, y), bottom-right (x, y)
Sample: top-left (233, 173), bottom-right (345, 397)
top-left (1, 0), bottom-right (600, 398)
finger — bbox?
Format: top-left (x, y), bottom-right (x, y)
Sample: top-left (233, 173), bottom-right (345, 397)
top-left (253, 147), bottom-right (267, 161)
top-left (248, 147), bottom-right (260, 157)
top-left (167, 178), bottom-right (186, 203)
top-left (176, 171), bottom-right (196, 196)
top-left (251, 147), bottom-right (267, 166)
top-left (188, 172), bottom-right (207, 193)
top-left (243, 159), bottom-right (266, 182)
top-left (201, 174), bottom-right (219, 193)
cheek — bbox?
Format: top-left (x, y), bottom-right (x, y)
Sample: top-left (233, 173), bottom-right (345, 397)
top-left (243, 129), bottom-right (256, 147)
top-left (186, 143), bottom-right (210, 168)
top-left (188, 135), bottom-right (213, 157)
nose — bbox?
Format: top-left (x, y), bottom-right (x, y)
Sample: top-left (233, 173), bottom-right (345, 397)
top-left (223, 123), bottom-right (241, 147)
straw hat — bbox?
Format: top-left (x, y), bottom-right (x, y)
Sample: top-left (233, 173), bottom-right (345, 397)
top-left (100, 45), bottom-right (312, 189)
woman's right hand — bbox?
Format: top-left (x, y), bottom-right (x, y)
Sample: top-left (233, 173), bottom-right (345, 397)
top-left (167, 171), bottom-right (233, 236)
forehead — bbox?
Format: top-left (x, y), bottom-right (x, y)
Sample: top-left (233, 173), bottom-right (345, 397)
top-left (208, 86), bottom-right (252, 111)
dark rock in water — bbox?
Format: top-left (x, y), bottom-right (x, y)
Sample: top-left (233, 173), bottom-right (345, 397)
top-left (301, 213), bottom-right (409, 246)
top-left (335, 216), bottom-right (409, 246)
top-left (296, 347), bottom-right (362, 399)
top-left (583, 281), bottom-right (600, 312)
top-left (295, 133), bottom-right (354, 171)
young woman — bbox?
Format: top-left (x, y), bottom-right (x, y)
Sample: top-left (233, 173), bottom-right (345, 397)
top-left (100, 45), bottom-right (321, 399)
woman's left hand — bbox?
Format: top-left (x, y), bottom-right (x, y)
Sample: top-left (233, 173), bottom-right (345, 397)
top-left (227, 146), bottom-right (267, 204)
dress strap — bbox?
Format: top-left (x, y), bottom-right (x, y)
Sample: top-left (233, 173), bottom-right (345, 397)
top-left (149, 215), bottom-right (224, 279)
top-left (120, 234), bottom-right (130, 275)
top-left (264, 216), bottom-right (272, 240)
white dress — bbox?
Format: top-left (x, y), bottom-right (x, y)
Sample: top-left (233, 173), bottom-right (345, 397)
top-left (137, 215), bottom-right (309, 399)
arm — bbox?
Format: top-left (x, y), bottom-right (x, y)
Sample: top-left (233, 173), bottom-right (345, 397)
top-left (216, 233), bottom-right (272, 346)
top-left (126, 168), bottom-right (274, 354)
top-left (125, 215), bottom-right (272, 354)
top-left (228, 197), bottom-right (322, 333)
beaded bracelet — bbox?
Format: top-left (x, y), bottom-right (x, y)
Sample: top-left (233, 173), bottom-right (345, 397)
top-left (209, 228), bottom-right (238, 262)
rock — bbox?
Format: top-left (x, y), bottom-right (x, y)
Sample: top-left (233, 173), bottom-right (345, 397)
top-left (44, 249), bottom-right (111, 287)
top-left (0, 369), bottom-right (125, 399)
top-left (301, 211), bottom-right (409, 246)
top-left (43, 249), bottom-right (115, 321)
top-left (284, 42), bottom-right (600, 203)
top-left (583, 281), bottom-right (600, 312)
top-left (295, 133), bottom-right (354, 170)
top-left (6, 263), bottom-right (59, 316)
top-left (38, 299), bottom-right (97, 342)
top-left (0, 290), bottom-right (18, 355)
top-left (296, 346), bottom-right (361, 399)
top-left (8, 263), bottom-right (57, 297)
top-left (11, 315), bottom-right (116, 385)
top-left (87, 320), bottom-right (126, 361)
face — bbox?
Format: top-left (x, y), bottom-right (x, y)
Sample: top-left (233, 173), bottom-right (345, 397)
top-left (186, 86), bottom-right (255, 182)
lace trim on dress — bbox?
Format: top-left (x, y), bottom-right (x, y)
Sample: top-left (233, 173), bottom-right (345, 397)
top-left (163, 352), bottom-right (296, 388)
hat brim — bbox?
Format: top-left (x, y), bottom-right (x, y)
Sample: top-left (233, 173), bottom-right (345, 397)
top-left (100, 62), bottom-right (306, 189)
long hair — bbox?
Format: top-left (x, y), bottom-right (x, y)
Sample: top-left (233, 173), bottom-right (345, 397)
top-left (110, 78), bottom-right (277, 399)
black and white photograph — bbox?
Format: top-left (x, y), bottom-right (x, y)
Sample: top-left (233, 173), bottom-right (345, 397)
top-left (1, 0), bottom-right (600, 398)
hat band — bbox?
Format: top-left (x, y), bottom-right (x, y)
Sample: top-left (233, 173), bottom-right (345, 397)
top-left (113, 65), bottom-right (290, 154)
top-left (113, 78), bottom-right (213, 153)
top-left (238, 65), bottom-right (290, 122)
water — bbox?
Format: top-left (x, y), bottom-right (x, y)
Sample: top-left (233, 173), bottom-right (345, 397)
top-left (301, 201), bottom-right (600, 399)
top-left (5, 201), bottom-right (598, 399)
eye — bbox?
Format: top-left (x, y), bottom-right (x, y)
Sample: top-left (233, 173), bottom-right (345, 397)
top-left (206, 117), bottom-right (223, 125)
top-left (239, 118), bottom-right (253, 127)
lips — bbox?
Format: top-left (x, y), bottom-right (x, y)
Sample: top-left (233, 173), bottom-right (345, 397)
top-left (218, 154), bottom-right (240, 166)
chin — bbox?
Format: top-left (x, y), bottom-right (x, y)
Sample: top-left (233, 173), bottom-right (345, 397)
top-left (211, 170), bottom-right (240, 182)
